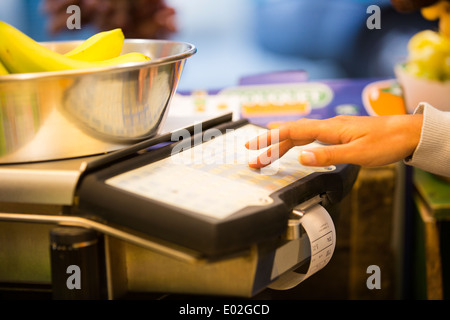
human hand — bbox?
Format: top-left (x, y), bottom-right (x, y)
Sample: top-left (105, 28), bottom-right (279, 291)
top-left (245, 114), bottom-right (423, 168)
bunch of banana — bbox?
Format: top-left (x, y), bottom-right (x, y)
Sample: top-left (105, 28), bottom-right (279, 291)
top-left (0, 21), bottom-right (150, 75)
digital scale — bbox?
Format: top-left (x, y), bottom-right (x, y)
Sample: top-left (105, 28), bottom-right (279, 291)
top-left (0, 113), bottom-right (359, 299)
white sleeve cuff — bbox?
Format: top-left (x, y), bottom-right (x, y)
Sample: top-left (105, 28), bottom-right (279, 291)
top-left (404, 102), bottom-right (450, 177)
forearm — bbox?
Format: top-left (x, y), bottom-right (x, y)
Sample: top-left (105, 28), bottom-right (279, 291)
top-left (405, 102), bottom-right (450, 177)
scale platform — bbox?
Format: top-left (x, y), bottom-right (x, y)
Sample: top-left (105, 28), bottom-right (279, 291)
top-left (0, 113), bottom-right (359, 299)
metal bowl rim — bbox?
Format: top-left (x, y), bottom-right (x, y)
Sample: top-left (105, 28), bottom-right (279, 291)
top-left (0, 39), bottom-right (196, 81)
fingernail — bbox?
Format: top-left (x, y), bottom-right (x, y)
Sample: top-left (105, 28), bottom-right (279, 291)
top-left (248, 157), bottom-right (258, 166)
top-left (246, 139), bottom-right (258, 150)
top-left (300, 150), bottom-right (316, 165)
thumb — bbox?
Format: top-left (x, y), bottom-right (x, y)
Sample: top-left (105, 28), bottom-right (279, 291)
top-left (299, 145), bottom-right (351, 167)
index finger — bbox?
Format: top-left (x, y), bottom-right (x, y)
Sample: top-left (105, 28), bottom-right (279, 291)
top-left (245, 128), bottom-right (282, 150)
top-left (245, 119), bottom-right (322, 150)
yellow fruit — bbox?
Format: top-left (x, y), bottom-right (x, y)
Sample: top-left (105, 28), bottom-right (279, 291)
top-left (408, 30), bottom-right (442, 52)
top-left (421, 0), bottom-right (450, 20)
top-left (89, 52), bottom-right (151, 67)
top-left (64, 28), bottom-right (125, 61)
top-left (0, 21), bottom-right (150, 74)
top-left (443, 55), bottom-right (450, 78)
top-left (440, 11), bottom-right (450, 38)
top-left (0, 59), bottom-right (8, 75)
top-left (406, 29), bottom-right (450, 81)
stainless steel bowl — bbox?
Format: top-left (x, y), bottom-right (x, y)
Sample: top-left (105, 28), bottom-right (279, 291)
top-left (0, 39), bottom-right (196, 163)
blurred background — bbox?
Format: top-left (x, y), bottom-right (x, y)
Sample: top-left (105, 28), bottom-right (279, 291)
top-left (0, 0), bottom-right (438, 91)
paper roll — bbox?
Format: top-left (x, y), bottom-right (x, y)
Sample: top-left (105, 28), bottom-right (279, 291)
top-left (268, 204), bottom-right (336, 290)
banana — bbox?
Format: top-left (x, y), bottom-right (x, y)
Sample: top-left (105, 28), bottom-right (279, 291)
top-left (421, 1), bottom-right (448, 20)
top-left (441, 13), bottom-right (450, 38)
top-left (421, 1), bottom-right (450, 38)
top-left (87, 52), bottom-right (151, 67)
top-left (0, 21), bottom-right (150, 74)
top-left (64, 28), bottom-right (125, 61)
top-left (0, 59), bottom-right (8, 75)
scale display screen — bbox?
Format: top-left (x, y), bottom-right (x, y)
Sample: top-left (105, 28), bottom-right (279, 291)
top-left (105, 124), bottom-right (334, 220)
